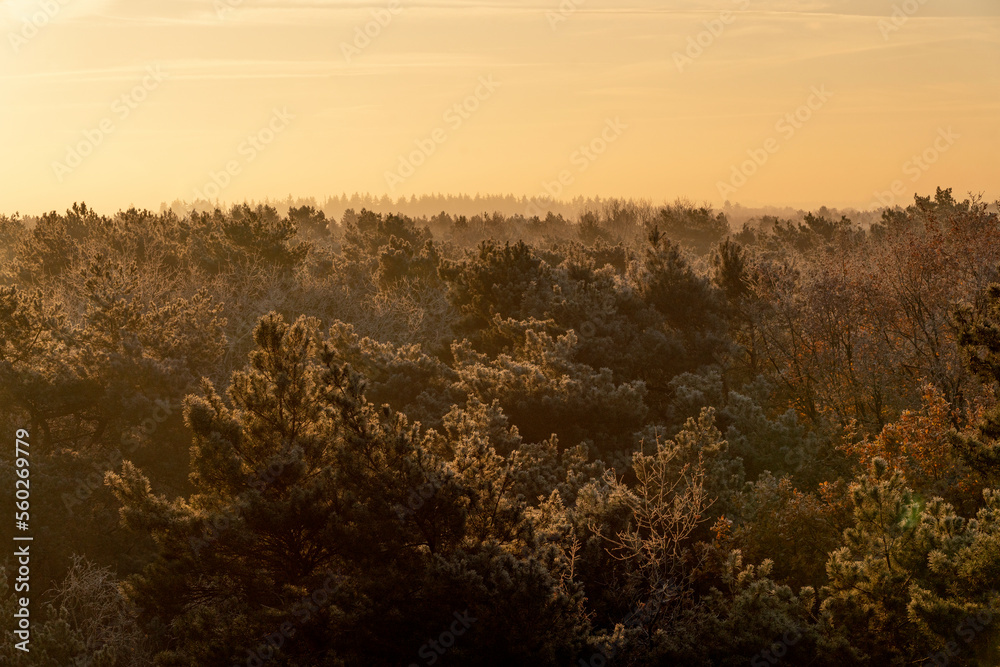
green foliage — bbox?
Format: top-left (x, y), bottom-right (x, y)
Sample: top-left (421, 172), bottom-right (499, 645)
top-left (822, 459), bottom-right (927, 664)
top-left (954, 282), bottom-right (1000, 481)
top-left (656, 201), bottom-right (730, 255)
top-left (1, 191), bottom-right (997, 665)
top-left (452, 329), bottom-right (648, 449)
top-left (106, 313), bottom-right (588, 665)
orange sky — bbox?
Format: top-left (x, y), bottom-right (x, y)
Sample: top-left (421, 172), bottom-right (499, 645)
top-left (0, 0), bottom-right (997, 214)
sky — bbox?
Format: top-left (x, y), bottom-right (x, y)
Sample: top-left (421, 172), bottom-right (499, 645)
top-left (0, 0), bottom-right (997, 214)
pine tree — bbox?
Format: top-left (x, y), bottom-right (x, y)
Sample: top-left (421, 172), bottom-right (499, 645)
top-left (822, 459), bottom-right (930, 665)
top-left (107, 312), bottom-right (589, 665)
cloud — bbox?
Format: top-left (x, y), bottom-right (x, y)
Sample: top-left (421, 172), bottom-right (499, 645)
top-left (0, 0), bottom-right (116, 30)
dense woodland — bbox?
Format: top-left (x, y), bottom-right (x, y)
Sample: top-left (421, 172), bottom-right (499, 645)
top-left (2, 188), bottom-right (1000, 666)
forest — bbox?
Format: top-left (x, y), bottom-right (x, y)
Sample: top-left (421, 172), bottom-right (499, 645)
top-left (1, 187), bottom-right (999, 666)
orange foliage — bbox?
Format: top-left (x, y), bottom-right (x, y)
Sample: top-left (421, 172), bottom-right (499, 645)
top-left (840, 383), bottom-right (980, 497)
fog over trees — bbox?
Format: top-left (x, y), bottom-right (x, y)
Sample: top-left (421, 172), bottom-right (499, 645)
top-left (2, 187), bottom-right (1000, 665)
